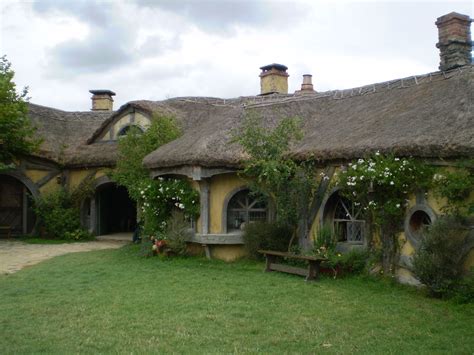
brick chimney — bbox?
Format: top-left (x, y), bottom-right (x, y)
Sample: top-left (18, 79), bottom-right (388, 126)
top-left (436, 12), bottom-right (472, 71)
top-left (89, 90), bottom-right (116, 111)
top-left (259, 63), bottom-right (289, 95)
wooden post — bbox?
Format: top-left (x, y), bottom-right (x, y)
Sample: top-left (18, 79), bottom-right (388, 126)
top-left (200, 179), bottom-right (210, 235)
top-left (265, 254), bottom-right (276, 272)
top-left (306, 260), bottom-right (320, 281)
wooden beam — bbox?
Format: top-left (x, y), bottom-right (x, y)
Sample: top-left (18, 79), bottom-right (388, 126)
top-left (36, 170), bottom-right (61, 188)
top-left (199, 179), bottom-right (210, 235)
top-left (307, 166), bottom-right (336, 227)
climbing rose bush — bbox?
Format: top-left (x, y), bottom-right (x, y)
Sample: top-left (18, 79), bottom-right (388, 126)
top-left (337, 152), bottom-right (433, 273)
top-left (338, 152), bottom-right (433, 224)
top-left (139, 178), bottom-right (200, 236)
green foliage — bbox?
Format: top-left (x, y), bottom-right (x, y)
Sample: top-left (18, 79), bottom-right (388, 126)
top-left (111, 115), bottom-right (181, 201)
top-left (337, 152), bottom-right (434, 273)
top-left (340, 249), bottom-right (369, 274)
top-left (243, 222), bottom-right (293, 259)
top-left (111, 115), bottom-right (199, 236)
top-left (161, 211), bottom-right (190, 256)
top-left (33, 188), bottom-right (92, 241)
top-left (433, 163), bottom-right (474, 216)
top-left (233, 113), bottom-right (317, 236)
top-left (314, 224), bottom-right (338, 252)
top-left (338, 153), bottom-right (434, 225)
top-left (450, 272), bottom-right (474, 304)
top-left (139, 178), bottom-right (200, 236)
top-left (0, 56), bottom-right (42, 170)
top-left (312, 226), bottom-right (368, 275)
top-left (413, 215), bottom-right (471, 299)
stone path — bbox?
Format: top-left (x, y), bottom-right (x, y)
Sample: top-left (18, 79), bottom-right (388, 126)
top-left (0, 238), bottom-right (129, 275)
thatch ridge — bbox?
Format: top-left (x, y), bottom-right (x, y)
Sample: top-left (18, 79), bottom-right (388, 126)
top-left (144, 65), bottom-right (474, 169)
top-left (26, 65), bottom-right (474, 169)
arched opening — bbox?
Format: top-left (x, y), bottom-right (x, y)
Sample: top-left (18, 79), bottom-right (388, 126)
top-left (0, 174), bottom-right (36, 235)
top-left (95, 183), bottom-right (136, 235)
top-left (322, 190), bottom-right (365, 244)
top-left (226, 189), bottom-right (268, 233)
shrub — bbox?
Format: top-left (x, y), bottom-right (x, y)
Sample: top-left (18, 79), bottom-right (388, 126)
top-left (161, 211), bottom-right (190, 256)
top-left (412, 216), bottom-right (470, 298)
top-left (33, 188), bottom-right (91, 241)
top-left (243, 222), bottom-right (293, 259)
top-left (314, 224), bottom-right (337, 252)
top-left (450, 271), bottom-right (474, 304)
top-left (340, 249), bottom-right (369, 274)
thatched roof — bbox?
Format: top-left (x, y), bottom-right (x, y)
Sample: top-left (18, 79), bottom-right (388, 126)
top-left (28, 64), bottom-right (473, 170)
top-left (144, 65), bottom-right (474, 170)
top-left (27, 103), bottom-right (112, 165)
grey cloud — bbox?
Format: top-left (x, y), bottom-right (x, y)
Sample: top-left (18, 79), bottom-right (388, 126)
top-left (49, 33), bottom-right (133, 74)
top-left (139, 35), bottom-right (182, 58)
top-left (32, 0), bottom-right (110, 26)
top-left (135, 0), bottom-right (308, 32)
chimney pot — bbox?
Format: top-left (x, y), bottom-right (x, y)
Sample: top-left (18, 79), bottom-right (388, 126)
top-left (89, 89), bottom-right (116, 111)
top-left (435, 12), bottom-right (472, 71)
top-left (259, 63), bottom-right (289, 95)
top-left (301, 74), bottom-right (314, 91)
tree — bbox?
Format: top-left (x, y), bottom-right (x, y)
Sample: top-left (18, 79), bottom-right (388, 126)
top-left (111, 114), bottom-right (181, 201)
top-left (233, 113), bottom-right (325, 251)
top-left (0, 56), bottom-right (41, 170)
top-left (111, 115), bottom-right (199, 236)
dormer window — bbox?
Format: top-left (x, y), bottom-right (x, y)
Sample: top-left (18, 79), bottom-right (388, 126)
top-left (117, 124), bottom-right (144, 137)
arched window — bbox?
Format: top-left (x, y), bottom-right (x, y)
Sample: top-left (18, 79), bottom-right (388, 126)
top-left (117, 124), bottom-right (143, 137)
top-left (323, 190), bottom-right (365, 244)
top-left (226, 189), bottom-right (267, 232)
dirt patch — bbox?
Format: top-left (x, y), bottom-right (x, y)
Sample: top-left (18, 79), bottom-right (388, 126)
top-left (0, 240), bottom-right (128, 274)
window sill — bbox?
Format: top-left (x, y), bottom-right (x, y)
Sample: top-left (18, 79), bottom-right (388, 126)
top-left (186, 232), bottom-right (244, 245)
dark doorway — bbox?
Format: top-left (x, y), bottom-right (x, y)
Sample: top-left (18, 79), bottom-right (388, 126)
top-left (0, 175), bottom-right (36, 235)
top-left (96, 184), bottom-right (136, 235)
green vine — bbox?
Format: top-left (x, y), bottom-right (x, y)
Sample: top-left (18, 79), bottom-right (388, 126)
top-left (433, 161), bottom-right (474, 216)
top-left (337, 152), bottom-right (434, 273)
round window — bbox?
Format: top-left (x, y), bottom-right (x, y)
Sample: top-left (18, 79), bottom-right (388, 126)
top-left (409, 210), bottom-right (432, 234)
top-left (404, 205), bottom-right (436, 250)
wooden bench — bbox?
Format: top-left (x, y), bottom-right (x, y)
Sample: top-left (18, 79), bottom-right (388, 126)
top-left (258, 250), bottom-right (327, 281)
top-left (0, 226), bottom-right (12, 239)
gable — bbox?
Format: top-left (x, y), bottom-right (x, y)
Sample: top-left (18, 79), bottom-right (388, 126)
top-left (95, 108), bottom-right (151, 142)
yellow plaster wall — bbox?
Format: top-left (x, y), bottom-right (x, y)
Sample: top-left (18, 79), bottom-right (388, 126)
top-left (68, 168), bottom-right (110, 190)
top-left (209, 173), bottom-right (247, 234)
top-left (24, 170), bottom-right (49, 184)
top-left (135, 112), bottom-right (151, 128)
top-left (211, 245), bottom-right (247, 261)
top-left (103, 112), bottom-right (150, 141)
top-left (112, 114), bottom-right (132, 137)
top-left (39, 178), bottom-right (60, 195)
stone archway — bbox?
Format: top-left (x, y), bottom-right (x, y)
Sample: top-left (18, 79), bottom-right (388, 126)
top-left (86, 176), bottom-right (136, 235)
top-left (0, 172), bottom-right (39, 235)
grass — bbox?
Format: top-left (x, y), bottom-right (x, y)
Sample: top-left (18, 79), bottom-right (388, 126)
top-left (0, 245), bottom-right (473, 354)
top-left (17, 236), bottom-right (94, 244)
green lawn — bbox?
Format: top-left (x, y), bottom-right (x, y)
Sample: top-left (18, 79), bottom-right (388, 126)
top-left (0, 245), bottom-right (473, 354)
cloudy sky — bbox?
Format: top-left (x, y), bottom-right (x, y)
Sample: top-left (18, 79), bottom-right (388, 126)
top-left (1, 0), bottom-right (472, 111)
